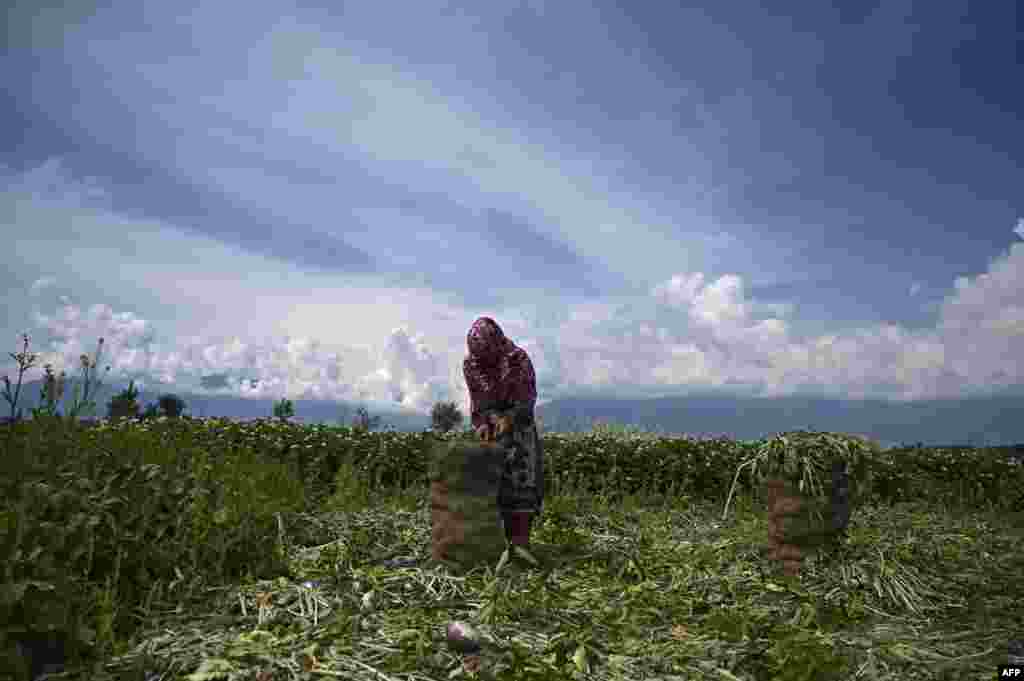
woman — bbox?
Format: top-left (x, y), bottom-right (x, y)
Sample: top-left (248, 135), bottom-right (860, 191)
top-left (463, 317), bottom-right (544, 547)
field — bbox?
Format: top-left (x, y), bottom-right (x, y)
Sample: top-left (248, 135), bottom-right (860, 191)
top-left (2, 410), bottom-right (1022, 681)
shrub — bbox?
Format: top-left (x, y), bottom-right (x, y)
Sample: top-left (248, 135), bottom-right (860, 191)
top-left (141, 402), bottom-right (161, 421)
top-left (430, 400), bottom-right (463, 433)
top-left (156, 393), bottom-right (186, 419)
top-left (273, 397), bottom-right (295, 421)
top-left (107, 379), bottom-right (142, 421)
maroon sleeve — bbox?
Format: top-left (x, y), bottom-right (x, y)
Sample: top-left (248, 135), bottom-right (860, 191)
top-left (463, 357), bottom-right (485, 428)
top-left (502, 347), bottom-right (537, 410)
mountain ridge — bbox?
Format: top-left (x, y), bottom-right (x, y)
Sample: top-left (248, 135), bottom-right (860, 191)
top-left (5, 379), bottom-right (1023, 447)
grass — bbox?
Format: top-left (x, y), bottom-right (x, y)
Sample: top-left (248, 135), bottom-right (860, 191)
top-left (69, 474), bottom-right (1021, 681)
top-left (2, 335), bottom-right (1022, 680)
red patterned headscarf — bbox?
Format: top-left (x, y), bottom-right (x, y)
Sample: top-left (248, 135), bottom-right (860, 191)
top-left (463, 317), bottom-right (537, 428)
top-left (466, 317), bottom-right (514, 366)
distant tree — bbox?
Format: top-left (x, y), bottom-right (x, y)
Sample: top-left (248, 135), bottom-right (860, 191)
top-left (430, 400), bottom-right (463, 433)
top-left (273, 397), bottom-right (295, 422)
top-left (107, 379), bottom-right (142, 420)
top-left (157, 393), bottom-right (186, 419)
top-left (352, 405), bottom-right (381, 433)
top-left (141, 402), bottom-right (161, 421)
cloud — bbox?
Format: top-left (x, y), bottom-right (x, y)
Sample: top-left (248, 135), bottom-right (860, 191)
top-left (6, 2), bottom-right (809, 306)
top-left (3, 159), bottom-right (109, 206)
top-left (4, 222), bottom-right (1022, 416)
top-left (534, 225), bottom-right (1024, 403)
top-left (30, 278), bottom-right (57, 294)
top-left (366, 327), bottom-right (448, 410)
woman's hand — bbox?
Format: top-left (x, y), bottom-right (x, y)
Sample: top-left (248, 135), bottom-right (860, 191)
top-left (476, 424), bottom-right (492, 441)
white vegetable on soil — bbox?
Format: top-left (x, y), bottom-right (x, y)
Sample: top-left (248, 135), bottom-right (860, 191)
top-left (446, 620), bottom-right (482, 654)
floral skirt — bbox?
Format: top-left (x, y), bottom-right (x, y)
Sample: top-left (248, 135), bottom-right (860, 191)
top-left (496, 422), bottom-right (545, 514)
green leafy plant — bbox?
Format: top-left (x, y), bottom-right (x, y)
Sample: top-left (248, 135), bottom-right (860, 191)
top-left (2, 334), bottom-right (110, 434)
top-left (140, 402), bottom-right (161, 421)
top-left (324, 458), bottom-right (374, 514)
top-left (2, 332), bottom-right (41, 423)
top-left (63, 338), bottom-right (111, 423)
top-left (29, 363), bottom-right (67, 421)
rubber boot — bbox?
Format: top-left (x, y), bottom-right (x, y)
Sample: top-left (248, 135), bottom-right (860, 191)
top-left (502, 511), bottom-right (533, 546)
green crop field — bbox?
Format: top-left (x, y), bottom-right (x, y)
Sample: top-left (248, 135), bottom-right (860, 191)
top-left (2, 410), bottom-right (1021, 681)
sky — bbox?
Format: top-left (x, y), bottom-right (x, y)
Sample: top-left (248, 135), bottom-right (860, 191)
top-left (2, 0), bottom-right (1022, 429)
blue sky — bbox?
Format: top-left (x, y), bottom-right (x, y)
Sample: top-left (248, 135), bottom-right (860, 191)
top-left (2, 0), bottom-right (1022, 422)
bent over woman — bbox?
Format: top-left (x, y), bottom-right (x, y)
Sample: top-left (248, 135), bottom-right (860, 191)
top-left (463, 317), bottom-right (545, 547)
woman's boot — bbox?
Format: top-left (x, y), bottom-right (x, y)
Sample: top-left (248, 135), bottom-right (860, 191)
top-left (502, 510), bottom-right (532, 546)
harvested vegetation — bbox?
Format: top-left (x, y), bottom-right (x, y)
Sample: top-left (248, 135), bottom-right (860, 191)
top-left (2, 414), bottom-right (1022, 681)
